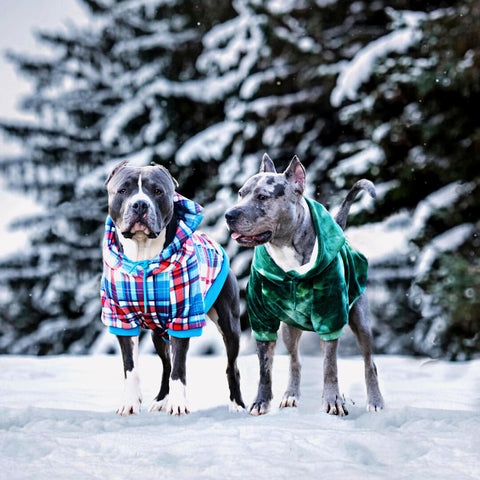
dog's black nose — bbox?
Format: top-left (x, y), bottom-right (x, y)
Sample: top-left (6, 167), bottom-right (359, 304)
top-left (225, 209), bottom-right (240, 224)
top-left (132, 199), bottom-right (149, 215)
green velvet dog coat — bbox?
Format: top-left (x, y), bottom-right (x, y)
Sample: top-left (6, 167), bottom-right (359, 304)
top-left (246, 198), bottom-right (368, 342)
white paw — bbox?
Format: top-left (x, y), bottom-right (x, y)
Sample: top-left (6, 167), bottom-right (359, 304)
top-left (166, 379), bottom-right (190, 415)
top-left (116, 397), bottom-right (141, 416)
top-left (148, 396), bottom-right (169, 413)
top-left (248, 401), bottom-right (270, 416)
top-left (323, 395), bottom-right (348, 416)
top-left (279, 394), bottom-right (298, 408)
top-left (229, 400), bottom-right (245, 413)
top-left (116, 370), bottom-right (142, 416)
top-left (366, 400), bottom-right (384, 412)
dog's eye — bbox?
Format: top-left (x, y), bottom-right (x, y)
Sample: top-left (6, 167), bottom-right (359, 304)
top-left (118, 188), bottom-right (127, 195)
top-left (154, 188), bottom-right (164, 196)
top-left (257, 194), bottom-right (268, 201)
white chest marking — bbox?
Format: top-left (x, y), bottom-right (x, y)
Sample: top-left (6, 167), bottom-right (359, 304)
top-left (266, 244), bottom-right (302, 271)
top-left (266, 240), bottom-right (318, 274)
top-left (118, 230), bottom-right (166, 262)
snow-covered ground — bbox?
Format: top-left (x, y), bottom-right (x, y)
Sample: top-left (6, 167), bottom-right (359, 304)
top-left (0, 353), bottom-right (479, 480)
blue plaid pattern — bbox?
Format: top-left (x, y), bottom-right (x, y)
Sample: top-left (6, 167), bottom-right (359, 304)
top-left (101, 193), bottom-right (229, 339)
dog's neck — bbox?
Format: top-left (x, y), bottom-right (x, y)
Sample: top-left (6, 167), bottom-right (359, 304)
top-left (267, 198), bottom-right (317, 270)
top-left (118, 229), bottom-right (166, 261)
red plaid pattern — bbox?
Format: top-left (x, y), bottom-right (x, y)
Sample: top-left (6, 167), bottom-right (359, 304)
top-left (101, 194), bottom-right (228, 339)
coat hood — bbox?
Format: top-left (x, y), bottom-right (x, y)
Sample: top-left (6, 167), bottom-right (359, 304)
top-left (103, 193), bottom-right (203, 276)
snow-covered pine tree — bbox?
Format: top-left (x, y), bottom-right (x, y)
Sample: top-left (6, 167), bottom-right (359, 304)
top-left (191, 0), bottom-right (423, 353)
top-left (166, 0), bottom-right (479, 358)
top-left (0, 0), bottom-right (240, 354)
top-left (1, 0), bottom-right (478, 358)
top-left (329, 0), bottom-right (480, 359)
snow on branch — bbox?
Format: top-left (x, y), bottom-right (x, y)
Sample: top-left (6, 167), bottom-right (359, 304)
top-left (113, 29), bottom-right (198, 56)
top-left (198, 15), bottom-right (254, 74)
top-left (414, 223), bottom-right (475, 280)
top-left (176, 121), bottom-right (242, 166)
top-left (239, 65), bottom-right (294, 100)
top-left (330, 144), bottom-right (385, 182)
top-left (111, 0), bottom-right (178, 17)
top-left (330, 10), bottom-right (426, 107)
top-left (102, 1), bottom-right (264, 147)
top-left (410, 181), bottom-right (476, 239)
top-left (229, 88), bottom-right (324, 120)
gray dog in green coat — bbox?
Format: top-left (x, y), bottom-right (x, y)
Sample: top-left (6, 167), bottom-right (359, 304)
top-left (225, 154), bottom-right (384, 416)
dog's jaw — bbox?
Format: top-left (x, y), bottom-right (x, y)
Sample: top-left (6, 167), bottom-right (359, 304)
top-left (230, 230), bottom-right (273, 247)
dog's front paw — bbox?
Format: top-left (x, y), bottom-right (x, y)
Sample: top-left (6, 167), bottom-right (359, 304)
top-left (322, 394), bottom-right (348, 416)
top-left (116, 397), bottom-right (142, 416)
top-left (229, 399), bottom-right (246, 413)
top-left (166, 399), bottom-right (190, 416)
top-left (117, 369), bottom-right (142, 416)
top-left (279, 393), bottom-right (298, 408)
top-left (248, 400), bottom-right (271, 416)
top-left (148, 396), bottom-right (169, 413)
top-left (366, 394), bottom-right (384, 412)
top-left (166, 379), bottom-right (190, 415)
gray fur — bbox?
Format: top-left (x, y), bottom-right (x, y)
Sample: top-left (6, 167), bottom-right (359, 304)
top-left (226, 154), bottom-right (384, 416)
top-left (335, 179), bottom-right (376, 230)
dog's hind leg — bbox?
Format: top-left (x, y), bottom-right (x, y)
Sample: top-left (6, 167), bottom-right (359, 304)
top-left (116, 335), bottom-right (142, 416)
top-left (148, 332), bottom-right (172, 412)
top-left (279, 323), bottom-right (302, 408)
top-left (349, 293), bottom-right (384, 412)
top-left (321, 338), bottom-right (348, 416)
top-left (210, 270), bottom-right (245, 411)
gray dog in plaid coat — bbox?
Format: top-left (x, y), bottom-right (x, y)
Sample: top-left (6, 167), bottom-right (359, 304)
top-left (102, 161), bottom-right (244, 415)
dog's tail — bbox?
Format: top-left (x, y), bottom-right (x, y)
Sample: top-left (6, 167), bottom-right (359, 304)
top-left (334, 179), bottom-right (376, 231)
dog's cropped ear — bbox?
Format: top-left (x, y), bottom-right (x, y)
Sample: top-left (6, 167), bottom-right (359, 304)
top-left (284, 155), bottom-right (306, 195)
top-left (259, 153), bottom-right (277, 173)
top-left (105, 160), bottom-right (128, 187)
top-left (152, 163), bottom-right (179, 190)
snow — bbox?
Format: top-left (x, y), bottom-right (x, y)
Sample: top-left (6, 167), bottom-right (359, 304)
top-left (414, 223), bottom-right (475, 280)
top-left (0, 0), bottom-right (88, 259)
top-left (331, 144), bottom-right (385, 180)
top-left (198, 15), bottom-right (252, 73)
top-left (330, 11), bottom-right (426, 107)
top-left (0, 354), bottom-right (479, 480)
top-left (410, 181), bottom-right (475, 239)
top-left (176, 121), bottom-right (242, 166)
top-left (239, 66), bottom-right (292, 100)
top-left (0, 178), bottom-right (43, 259)
top-left (346, 212), bottom-right (411, 265)
top-left (113, 29), bottom-right (197, 56)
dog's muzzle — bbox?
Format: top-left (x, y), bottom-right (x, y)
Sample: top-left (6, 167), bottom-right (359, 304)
top-left (225, 208), bottom-right (272, 246)
top-left (122, 200), bottom-right (160, 239)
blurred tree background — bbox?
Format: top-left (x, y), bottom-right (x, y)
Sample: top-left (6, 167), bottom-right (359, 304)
top-left (0, 0), bottom-right (478, 359)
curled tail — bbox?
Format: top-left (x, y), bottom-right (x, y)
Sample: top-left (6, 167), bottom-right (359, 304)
top-left (334, 179), bottom-right (376, 231)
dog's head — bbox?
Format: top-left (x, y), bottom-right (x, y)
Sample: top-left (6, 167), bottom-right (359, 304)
top-left (105, 161), bottom-right (178, 239)
top-left (225, 154), bottom-right (306, 247)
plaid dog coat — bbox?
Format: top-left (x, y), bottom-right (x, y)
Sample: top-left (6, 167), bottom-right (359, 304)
top-left (101, 193), bottom-right (229, 339)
